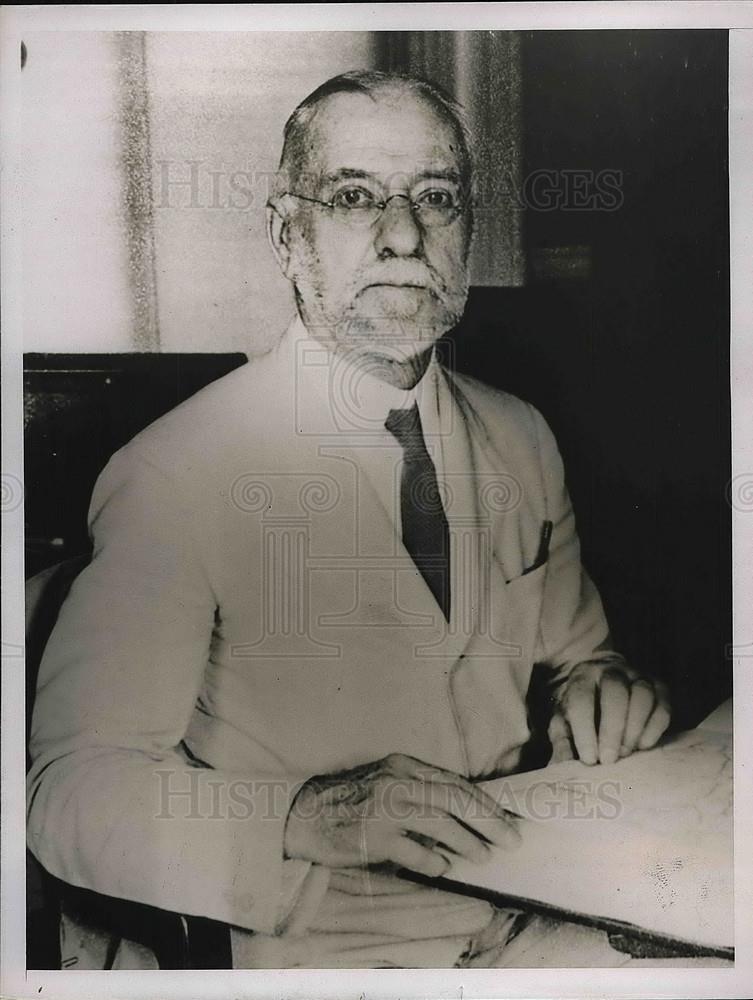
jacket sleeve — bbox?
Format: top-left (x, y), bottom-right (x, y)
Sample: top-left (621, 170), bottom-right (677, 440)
top-left (529, 405), bottom-right (628, 684)
top-left (26, 445), bottom-right (310, 934)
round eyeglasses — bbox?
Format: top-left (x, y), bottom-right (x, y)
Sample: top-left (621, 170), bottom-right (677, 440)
top-left (282, 186), bottom-right (466, 229)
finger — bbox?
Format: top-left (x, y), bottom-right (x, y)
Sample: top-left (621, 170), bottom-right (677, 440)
top-left (620, 679), bottom-right (656, 754)
top-left (393, 777), bottom-right (521, 849)
top-left (390, 759), bottom-right (520, 833)
top-left (401, 814), bottom-right (492, 865)
top-left (597, 670), bottom-right (630, 764)
top-left (548, 711), bottom-right (575, 763)
top-left (401, 757), bottom-right (507, 816)
top-left (562, 677), bottom-right (599, 764)
top-left (389, 832), bottom-right (450, 878)
top-left (637, 701), bottom-right (671, 750)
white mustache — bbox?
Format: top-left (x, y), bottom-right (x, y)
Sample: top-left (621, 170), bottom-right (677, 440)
top-left (358, 264), bottom-right (444, 294)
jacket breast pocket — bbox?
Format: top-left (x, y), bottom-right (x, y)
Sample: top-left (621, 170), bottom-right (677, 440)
top-left (512, 518), bottom-right (553, 583)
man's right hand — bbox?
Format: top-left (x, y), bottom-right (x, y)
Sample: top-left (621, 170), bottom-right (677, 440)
top-left (283, 753), bottom-right (521, 878)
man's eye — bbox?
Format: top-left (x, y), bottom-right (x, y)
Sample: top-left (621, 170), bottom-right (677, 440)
top-left (415, 188), bottom-right (457, 209)
top-left (331, 187), bottom-right (375, 210)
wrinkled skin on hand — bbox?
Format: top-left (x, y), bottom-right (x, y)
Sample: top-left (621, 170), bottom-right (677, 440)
top-left (284, 752), bottom-right (521, 878)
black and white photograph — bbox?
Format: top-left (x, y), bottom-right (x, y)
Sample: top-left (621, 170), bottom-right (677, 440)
top-left (2, 4), bottom-right (752, 998)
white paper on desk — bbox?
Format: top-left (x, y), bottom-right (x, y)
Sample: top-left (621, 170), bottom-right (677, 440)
top-left (446, 725), bottom-right (733, 950)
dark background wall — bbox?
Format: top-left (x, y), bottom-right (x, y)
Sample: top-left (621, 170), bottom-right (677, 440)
top-left (452, 30), bottom-right (731, 728)
top-left (24, 30), bottom-right (730, 731)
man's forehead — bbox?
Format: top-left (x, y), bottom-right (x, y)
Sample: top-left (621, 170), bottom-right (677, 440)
top-left (304, 90), bottom-right (463, 178)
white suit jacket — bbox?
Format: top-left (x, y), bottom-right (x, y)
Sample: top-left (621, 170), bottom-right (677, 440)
top-left (27, 318), bottom-right (622, 957)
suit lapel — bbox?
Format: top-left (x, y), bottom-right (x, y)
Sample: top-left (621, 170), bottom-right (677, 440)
top-left (249, 329), bottom-right (539, 661)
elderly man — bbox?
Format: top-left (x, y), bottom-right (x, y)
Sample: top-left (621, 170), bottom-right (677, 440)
top-left (27, 70), bottom-right (670, 969)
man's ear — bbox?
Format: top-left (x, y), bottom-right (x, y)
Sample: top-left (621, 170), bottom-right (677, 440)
top-left (267, 199), bottom-right (293, 277)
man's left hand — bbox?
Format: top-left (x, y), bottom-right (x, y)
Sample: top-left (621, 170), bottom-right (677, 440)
top-left (548, 661), bottom-right (671, 765)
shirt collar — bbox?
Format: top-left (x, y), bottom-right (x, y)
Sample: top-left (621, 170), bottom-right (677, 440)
top-left (282, 314), bottom-right (448, 439)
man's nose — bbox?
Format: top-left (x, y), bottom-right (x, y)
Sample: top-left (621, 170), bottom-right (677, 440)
top-left (373, 196), bottom-right (423, 258)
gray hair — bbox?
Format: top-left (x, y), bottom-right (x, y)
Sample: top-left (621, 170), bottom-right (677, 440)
top-left (273, 69), bottom-right (475, 198)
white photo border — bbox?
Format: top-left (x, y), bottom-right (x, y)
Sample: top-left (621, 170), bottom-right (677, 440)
top-left (2, 4), bottom-right (752, 998)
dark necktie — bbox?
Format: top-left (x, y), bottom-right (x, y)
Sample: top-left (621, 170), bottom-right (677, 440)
top-left (385, 404), bottom-right (451, 622)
